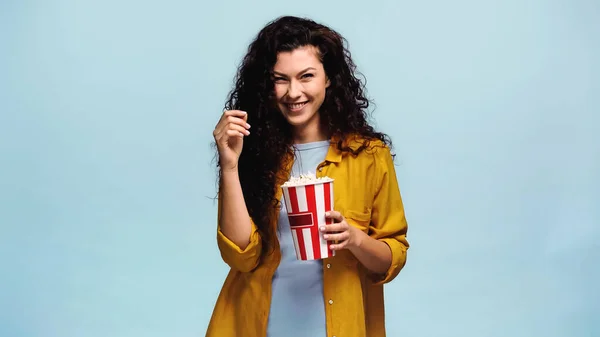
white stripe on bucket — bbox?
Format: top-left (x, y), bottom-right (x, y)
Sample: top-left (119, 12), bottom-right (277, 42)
top-left (302, 228), bottom-right (313, 260)
top-left (296, 185), bottom-right (308, 212)
top-left (291, 229), bottom-right (301, 259)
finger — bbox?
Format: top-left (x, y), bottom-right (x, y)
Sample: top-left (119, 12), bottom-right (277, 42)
top-left (320, 222), bottom-right (348, 233)
top-left (216, 116), bottom-right (250, 136)
top-left (214, 110), bottom-right (249, 135)
top-left (222, 129), bottom-right (245, 139)
top-left (325, 211), bottom-right (344, 222)
top-left (223, 123), bottom-right (250, 137)
top-left (218, 109), bottom-right (246, 122)
top-left (330, 240), bottom-right (348, 251)
top-left (323, 231), bottom-right (350, 242)
top-left (225, 115), bottom-right (251, 129)
top-left (223, 109), bottom-right (248, 119)
top-left (222, 111), bottom-right (250, 130)
top-left (214, 129), bottom-right (234, 143)
top-left (215, 130), bottom-right (244, 149)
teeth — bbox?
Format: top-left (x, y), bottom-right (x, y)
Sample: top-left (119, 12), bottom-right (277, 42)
top-left (288, 102), bottom-right (307, 109)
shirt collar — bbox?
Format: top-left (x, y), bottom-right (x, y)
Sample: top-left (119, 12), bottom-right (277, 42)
top-left (324, 137), bottom-right (342, 163)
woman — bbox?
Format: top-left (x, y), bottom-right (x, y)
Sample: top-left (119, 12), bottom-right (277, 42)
top-left (207, 16), bottom-right (409, 337)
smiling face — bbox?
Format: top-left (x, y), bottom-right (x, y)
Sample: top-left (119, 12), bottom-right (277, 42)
top-left (272, 45), bottom-right (330, 142)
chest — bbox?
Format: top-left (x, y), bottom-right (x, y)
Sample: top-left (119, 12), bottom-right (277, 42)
top-left (316, 158), bottom-right (375, 233)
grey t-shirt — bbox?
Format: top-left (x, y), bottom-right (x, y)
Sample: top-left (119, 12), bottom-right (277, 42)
top-left (266, 140), bottom-right (330, 337)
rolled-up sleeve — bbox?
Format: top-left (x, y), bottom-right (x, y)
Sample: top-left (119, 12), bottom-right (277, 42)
top-left (215, 193), bottom-right (262, 273)
top-left (369, 146), bottom-right (409, 285)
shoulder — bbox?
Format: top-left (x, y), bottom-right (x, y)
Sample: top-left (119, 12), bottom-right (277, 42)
top-left (341, 133), bottom-right (392, 158)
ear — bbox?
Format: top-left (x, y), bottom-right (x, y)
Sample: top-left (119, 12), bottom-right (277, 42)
top-left (326, 77), bottom-right (331, 88)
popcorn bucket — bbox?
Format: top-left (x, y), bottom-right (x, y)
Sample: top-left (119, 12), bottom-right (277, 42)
top-left (281, 177), bottom-right (335, 260)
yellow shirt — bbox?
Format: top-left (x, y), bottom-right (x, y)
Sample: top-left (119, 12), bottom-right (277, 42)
top-left (206, 137), bottom-right (409, 337)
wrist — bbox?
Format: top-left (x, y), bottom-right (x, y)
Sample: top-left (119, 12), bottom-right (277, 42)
top-left (220, 167), bottom-right (240, 185)
top-left (220, 165), bottom-right (239, 175)
top-left (349, 226), bottom-right (366, 251)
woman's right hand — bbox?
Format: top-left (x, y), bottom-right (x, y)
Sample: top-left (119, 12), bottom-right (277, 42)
top-left (213, 110), bottom-right (251, 172)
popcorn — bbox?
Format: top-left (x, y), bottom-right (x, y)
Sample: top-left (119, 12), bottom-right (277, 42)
top-left (280, 171), bottom-right (336, 260)
top-left (282, 172), bottom-right (334, 187)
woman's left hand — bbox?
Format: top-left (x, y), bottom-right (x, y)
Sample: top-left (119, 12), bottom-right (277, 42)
top-left (321, 211), bottom-right (364, 251)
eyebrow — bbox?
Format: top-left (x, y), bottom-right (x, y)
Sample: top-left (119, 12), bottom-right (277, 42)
top-left (272, 67), bottom-right (317, 77)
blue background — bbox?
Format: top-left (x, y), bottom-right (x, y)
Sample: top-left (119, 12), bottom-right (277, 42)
top-left (1, 0), bottom-right (598, 336)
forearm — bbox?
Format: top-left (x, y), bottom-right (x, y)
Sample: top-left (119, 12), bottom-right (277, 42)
top-left (219, 169), bottom-right (253, 250)
top-left (348, 228), bottom-right (392, 275)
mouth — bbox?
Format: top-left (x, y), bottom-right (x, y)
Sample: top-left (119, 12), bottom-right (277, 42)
top-left (284, 101), bottom-right (309, 112)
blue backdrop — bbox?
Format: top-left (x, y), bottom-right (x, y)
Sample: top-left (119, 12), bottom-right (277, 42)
top-left (1, 0), bottom-right (598, 336)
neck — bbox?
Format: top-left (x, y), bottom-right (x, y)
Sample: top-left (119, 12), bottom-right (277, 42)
top-left (292, 124), bottom-right (328, 144)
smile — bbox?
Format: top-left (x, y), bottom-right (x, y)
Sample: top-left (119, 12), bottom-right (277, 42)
top-left (285, 101), bottom-right (308, 112)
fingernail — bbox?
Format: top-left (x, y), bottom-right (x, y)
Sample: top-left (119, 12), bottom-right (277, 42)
top-left (320, 226), bottom-right (325, 231)
top-left (246, 123), bottom-right (251, 129)
top-left (323, 234), bottom-right (329, 239)
top-left (325, 211), bottom-right (330, 216)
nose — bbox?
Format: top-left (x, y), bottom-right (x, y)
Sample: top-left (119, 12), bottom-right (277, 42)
top-left (286, 79), bottom-right (302, 100)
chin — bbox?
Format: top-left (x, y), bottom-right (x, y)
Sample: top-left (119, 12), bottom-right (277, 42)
top-left (283, 112), bottom-right (315, 127)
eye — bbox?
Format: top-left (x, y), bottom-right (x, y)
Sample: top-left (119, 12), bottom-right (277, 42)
top-left (301, 73), bottom-right (314, 79)
top-left (273, 76), bottom-right (287, 83)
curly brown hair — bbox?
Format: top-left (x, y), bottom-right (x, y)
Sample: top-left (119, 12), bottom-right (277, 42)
top-left (217, 15), bottom-right (393, 257)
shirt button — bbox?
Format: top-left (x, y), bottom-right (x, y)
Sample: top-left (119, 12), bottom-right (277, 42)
top-left (328, 299), bottom-right (334, 304)
top-left (326, 263), bottom-right (331, 268)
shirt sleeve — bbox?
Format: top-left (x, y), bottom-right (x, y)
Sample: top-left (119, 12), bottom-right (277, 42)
top-left (215, 191), bottom-right (262, 273)
top-left (368, 145), bottom-right (410, 285)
